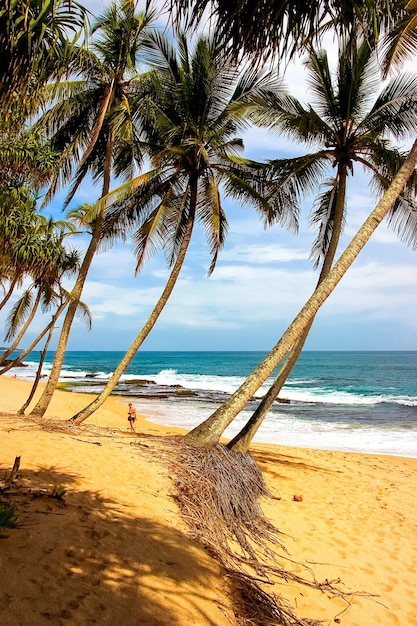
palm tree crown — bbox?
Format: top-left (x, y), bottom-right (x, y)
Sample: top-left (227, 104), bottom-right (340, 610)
top-left (69, 29), bottom-right (299, 424)
top-left (39, 0), bottom-right (155, 206)
top-left (102, 30), bottom-right (297, 274)
top-left (258, 39), bottom-right (417, 269)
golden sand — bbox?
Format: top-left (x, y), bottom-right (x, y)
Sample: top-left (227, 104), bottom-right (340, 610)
top-left (1, 375), bottom-right (417, 625)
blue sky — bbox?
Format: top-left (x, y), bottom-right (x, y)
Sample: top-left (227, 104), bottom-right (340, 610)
top-left (2, 0), bottom-right (417, 352)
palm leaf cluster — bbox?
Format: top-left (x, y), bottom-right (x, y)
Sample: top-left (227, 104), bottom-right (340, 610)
top-left (254, 40), bottom-right (417, 269)
top-left (0, 0), bottom-right (87, 116)
top-left (172, 0), bottom-right (402, 60)
top-left (101, 32), bottom-right (296, 277)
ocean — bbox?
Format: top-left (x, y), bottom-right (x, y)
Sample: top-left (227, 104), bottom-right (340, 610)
top-left (7, 350), bottom-right (417, 458)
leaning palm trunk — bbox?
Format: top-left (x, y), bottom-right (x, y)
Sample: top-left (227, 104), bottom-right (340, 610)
top-left (28, 221), bottom-right (104, 418)
top-left (0, 302), bottom-right (66, 376)
top-left (70, 216), bottom-right (196, 424)
top-left (29, 127), bottom-right (115, 419)
top-left (228, 167), bottom-right (348, 452)
top-left (17, 308), bottom-right (60, 415)
top-left (184, 139), bottom-right (417, 447)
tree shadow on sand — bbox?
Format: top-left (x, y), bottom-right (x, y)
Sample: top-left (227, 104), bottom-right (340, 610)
top-left (0, 464), bottom-right (229, 626)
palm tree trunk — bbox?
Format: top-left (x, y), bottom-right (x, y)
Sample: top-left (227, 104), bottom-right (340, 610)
top-left (70, 199), bottom-right (197, 425)
top-left (0, 302), bottom-right (66, 376)
top-left (27, 226), bottom-right (103, 418)
top-left (70, 177), bottom-right (198, 424)
top-left (29, 130), bottom-right (115, 419)
top-left (184, 139), bottom-right (417, 447)
top-left (17, 308), bottom-right (60, 415)
top-left (0, 289), bottom-right (41, 365)
top-left (228, 166), bottom-right (348, 452)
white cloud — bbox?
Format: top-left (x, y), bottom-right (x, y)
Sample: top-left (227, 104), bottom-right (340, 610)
top-left (220, 243), bottom-right (309, 264)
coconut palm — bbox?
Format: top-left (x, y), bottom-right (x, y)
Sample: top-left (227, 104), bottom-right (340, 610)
top-left (226, 39), bottom-right (417, 451)
top-left (184, 138), bottom-right (417, 447)
top-left (0, 199), bottom-right (63, 312)
top-left (29, 0), bottom-right (156, 419)
top-left (69, 29), bottom-right (298, 424)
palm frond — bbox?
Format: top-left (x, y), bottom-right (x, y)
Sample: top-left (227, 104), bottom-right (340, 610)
top-left (308, 177), bottom-right (343, 270)
top-left (4, 289), bottom-right (34, 342)
top-left (132, 190), bottom-right (180, 273)
top-left (386, 197), bottom-right (417, 249)
top-left (75, 299), bottom-right (93, 330)
top-left (197, 174), bottom-right (228, 275)
top-left (360, 72), bottom-right (417, 139)
top-left (381, 0), bottom-right (417, 76)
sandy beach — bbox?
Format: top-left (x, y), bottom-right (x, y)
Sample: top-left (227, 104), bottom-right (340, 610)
top-left (1, 375), bottom-right (417, 626)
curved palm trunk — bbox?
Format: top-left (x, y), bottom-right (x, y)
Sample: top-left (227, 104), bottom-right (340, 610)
top-left (0, 289), bottom-right (42, 365)
top-left (28, 221), bottom-right (104, 418)
top-left (184, 139), bottom-right (417, 447)
top-left (228, 168), bottom-right (347, 452)
top-left (0, 302), bottom-right (66, 376)
top-left (70, 215), bottom-right (195, 424)
top-left (29, 131), bottom-right (115, 419)
top-left (18, 310), bottom-right (59, 415)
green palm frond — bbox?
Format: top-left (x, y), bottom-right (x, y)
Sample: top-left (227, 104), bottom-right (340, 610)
top-left (335, 40), bottom-right (378, 125)
top-left (132, 191), bottom-right (181, 272)
top-left (308, 177), bottom-right (343, 269)
top-left (382, 0), bottom-right (417, 76)
top-left (75, 299), bottom-right (93, 330)
top-left (197, 174), bottom-right (228, 275)
top-left (5, 289), bottom-right (35, 341)
top-left (386, 199), bottom-right (417, 249)
top-left (360, 72), bottom-right (417, 138)
top-left (307, 49), bottom-right (340, 124)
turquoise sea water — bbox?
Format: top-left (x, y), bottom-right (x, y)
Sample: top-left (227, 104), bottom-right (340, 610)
top-left (9, 350), bottom-right (417, 457)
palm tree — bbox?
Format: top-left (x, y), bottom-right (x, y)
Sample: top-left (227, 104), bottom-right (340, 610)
top-left (184, 137), bottom-right (417, 446)
top-left (29, 0), bottom-right (156, 419)
top-left (69, 29), bottom-right (298, 424)
top-left (224, 39), bottom-right (417, 452)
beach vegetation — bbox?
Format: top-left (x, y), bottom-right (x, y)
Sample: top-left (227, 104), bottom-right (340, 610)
top-left (0, 0), bottom-right (87, 119)
top-left (0, 217), bottom-right (81, 364)
top-left (69, 29), bottom-right (299, 424)
top-left (172, 0), bottom-right (404, 62)
top-left (0, 505), bottom-right (18, 536)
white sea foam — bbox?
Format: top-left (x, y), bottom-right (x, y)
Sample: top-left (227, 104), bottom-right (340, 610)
top-left (137, 398), bottom-right (417, 458)
top-left (5, 362), bottom-right (417, 408)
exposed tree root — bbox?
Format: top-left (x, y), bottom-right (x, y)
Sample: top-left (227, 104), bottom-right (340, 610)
top-left (136, 436), bottom-right (374, 626)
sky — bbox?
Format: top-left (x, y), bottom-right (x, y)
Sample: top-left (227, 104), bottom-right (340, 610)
top-left (2, 0), bottom-right (417, 353)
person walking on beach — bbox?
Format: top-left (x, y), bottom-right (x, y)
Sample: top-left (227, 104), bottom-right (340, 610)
top-left (127, 402), bottom-right (137, 432)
